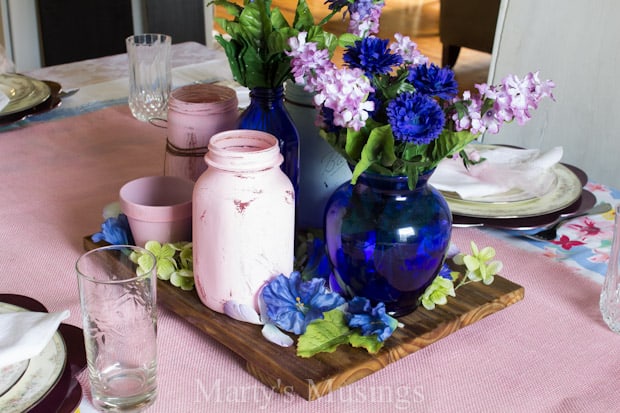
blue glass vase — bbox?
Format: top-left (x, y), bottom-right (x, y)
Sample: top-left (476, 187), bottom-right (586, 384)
top-left (238, 86), bottom-right (299, 196)
top-left (324, 170), bottom-right (452, 316)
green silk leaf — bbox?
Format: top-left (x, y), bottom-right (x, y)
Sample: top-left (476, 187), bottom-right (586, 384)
top-left (348, 332), bottom-right (384, 354)
top-left (350, 123), bottom-right (396, 184)
top-left (296, 309), bottom-right (351, 358)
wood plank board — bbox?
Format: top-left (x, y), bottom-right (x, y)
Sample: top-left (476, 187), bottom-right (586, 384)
top-left (84, 236), bottom-right (524, 401)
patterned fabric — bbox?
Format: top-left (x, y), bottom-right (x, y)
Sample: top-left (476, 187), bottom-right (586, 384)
top-left (484, 183), bottom-right (620, 283)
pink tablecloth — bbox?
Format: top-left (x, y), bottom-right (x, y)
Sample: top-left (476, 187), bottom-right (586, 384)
top-left (1, 105), bottom-right (619, 412)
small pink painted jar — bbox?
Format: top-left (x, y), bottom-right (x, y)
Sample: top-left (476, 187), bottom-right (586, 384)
top-left (193, 130), bottom-right (295, 314)
top-left (164, 84), bottom-right (239, 182)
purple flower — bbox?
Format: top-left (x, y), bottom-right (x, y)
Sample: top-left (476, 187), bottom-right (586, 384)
top-left (346, 296), bottom-right (398, 342)
top-left (408, 63), bottom-right (458, 100)
top-left (344, 37), bottom-right (403, 77)
top-left (389, 33), bottom-right (428, 66)
top-left (91, 213), bottom-right (134, 245)
top-left (386, 92), bottom-right (445, 144)
top-left (261, 272), bottom-right (346, 335)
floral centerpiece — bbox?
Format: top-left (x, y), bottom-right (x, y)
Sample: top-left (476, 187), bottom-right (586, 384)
top-left (93, 0), bottom-right (552, 358)
top-left (286, 18), bottom-right (555, 189)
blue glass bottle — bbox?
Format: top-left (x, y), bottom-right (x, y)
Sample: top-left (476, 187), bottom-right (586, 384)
top-left (324, 170), bottom-right (453, 316)
top-left (238, 86), bottom-right (299, 196)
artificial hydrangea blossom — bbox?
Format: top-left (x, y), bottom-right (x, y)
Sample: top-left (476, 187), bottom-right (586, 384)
top-left (261, 272), bottom-right (346, 335)
top-left (420, 264), bottom-right (458, 310)
top-left (452, 241), bottom-right (503, 285)
top-left (346, 296), bottom-right (398, 342)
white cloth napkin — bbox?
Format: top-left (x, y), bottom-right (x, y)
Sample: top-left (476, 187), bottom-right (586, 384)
top-left (430, 146), bottom-right (564, 200)
top-left (0, 44), bottom-right (13, 112)
top-left (0, 310), bottom-right (70, 368)
top-left (0, 92), bottom-right (8, 112)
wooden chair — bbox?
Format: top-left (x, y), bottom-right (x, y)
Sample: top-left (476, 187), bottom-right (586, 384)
top-left (37, 0), bottom-right (133, 66)
top-left (439, 0), bottom-right (501, 67)
top-left (483, 0), bottom-right (620, 188)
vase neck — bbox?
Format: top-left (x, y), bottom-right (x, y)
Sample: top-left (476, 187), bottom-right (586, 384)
top-left (249, 86), bottom-right (285, 107)
top-left (357, 170), bottom-right (434, 192)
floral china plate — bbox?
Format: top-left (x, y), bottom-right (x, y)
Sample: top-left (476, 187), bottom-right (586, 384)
top-left (0, 301), bottom-right (66, 413)
top-left (0, 294), bottom-right (85, 413)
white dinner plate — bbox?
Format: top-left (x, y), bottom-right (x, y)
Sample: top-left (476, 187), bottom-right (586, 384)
top-left (0, 302), bottom-right (66, 413)
top-left (444, 162), bottom-right (583, 219)
top-left (0, 73), bottom-right (51, 117)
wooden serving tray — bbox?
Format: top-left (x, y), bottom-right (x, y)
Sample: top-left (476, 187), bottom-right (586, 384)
top-left (84, 237), bottom-right (524, 401)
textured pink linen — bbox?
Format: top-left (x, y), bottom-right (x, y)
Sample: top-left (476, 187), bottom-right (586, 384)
top-left (1, 106), bottom-right (619, 412)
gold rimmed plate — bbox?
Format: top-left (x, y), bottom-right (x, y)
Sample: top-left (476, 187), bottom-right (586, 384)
top-left (446, 162), bottom-right (583, 218)
top-left (0, 74), bottom-right (51, 117)
top-left (435, 143), bottom-right (581, 213)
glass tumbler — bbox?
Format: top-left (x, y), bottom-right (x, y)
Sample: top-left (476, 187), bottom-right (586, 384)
top-left (76, 245), bottom-right (158, 411)
top-left (601, 205), bottom-right (620, 333)
top-left (126, 33), bottom-right (171, 121)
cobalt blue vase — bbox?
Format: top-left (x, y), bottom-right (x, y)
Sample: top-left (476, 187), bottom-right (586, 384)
top-left (238, 86), bottom-right (299, 196)
top-left (324, 169), bottom-right (452, 316)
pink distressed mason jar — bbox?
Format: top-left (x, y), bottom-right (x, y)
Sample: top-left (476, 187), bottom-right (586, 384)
top-left (164, 83), bottom-right (239, 181)
top-left (193, 130), bottom-right (295, 313)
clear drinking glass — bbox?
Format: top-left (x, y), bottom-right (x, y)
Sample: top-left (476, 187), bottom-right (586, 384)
top-left (76, 245), bottom-right (158, 411)
top-left (601, 205), bottom-right (620, 333)
top-left (126, 33), bottom-right (171, 122)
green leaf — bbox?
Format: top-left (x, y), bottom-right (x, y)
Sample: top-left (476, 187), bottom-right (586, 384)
top-left (210, 0), bottom-right (242, 19)
top-left (270, 7), bottom-right (290, 30)
top-left (351, 123), bottom-right (397, 183)
top-left (239, 2), bottom-right (268, 42)
top-left (292, 0), bottom-right (314, 30)
top-left (338, 33), bottom-right (361, 48)
top-left (296, 309), bottom-right (351, 358)
top-left (348, 332), bottom-right (384, 354)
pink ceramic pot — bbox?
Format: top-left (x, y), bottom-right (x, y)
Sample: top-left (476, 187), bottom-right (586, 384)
top-left (120, 175), bottom-right (194, 247)
top-left (164, 83), bottom-right (239, 182)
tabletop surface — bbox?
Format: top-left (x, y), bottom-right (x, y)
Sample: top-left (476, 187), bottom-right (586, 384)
top-left (1, 42), bottom-right (619, 413)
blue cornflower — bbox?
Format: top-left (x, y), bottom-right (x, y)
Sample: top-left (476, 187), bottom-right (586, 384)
top-left (408, 63), bottom-right (459, 100)
top-left (346, 296), bottom-right (398, 342)
top-left (386, 92), bottom-right (445, 144)
top-left (261, 272), bottom-right (346, 335)
top-left (343, 37), bottom-right (403, 77)
top-left (324, 0), bottom-right (350, 12)
top-left (91, 213), bottom-right (134, 245)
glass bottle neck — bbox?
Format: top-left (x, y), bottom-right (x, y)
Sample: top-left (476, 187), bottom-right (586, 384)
top-left (249, 86), bottom-right (285, 107)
